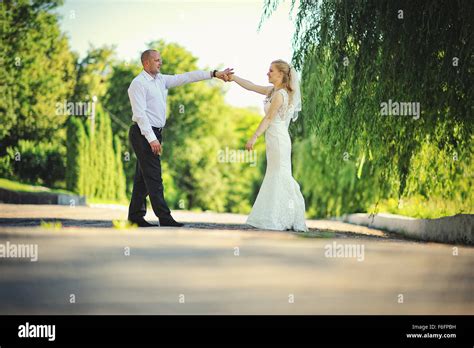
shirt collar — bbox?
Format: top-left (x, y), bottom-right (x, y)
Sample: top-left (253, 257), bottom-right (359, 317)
top-left (141, 70), bottom-right (159, 81)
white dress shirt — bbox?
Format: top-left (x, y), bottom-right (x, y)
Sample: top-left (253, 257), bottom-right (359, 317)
top-left (128, 70), bottom-right (212, 143)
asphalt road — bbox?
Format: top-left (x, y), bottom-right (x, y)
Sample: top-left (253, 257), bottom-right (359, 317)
top-left (0, 204), bottom-right (472, 314)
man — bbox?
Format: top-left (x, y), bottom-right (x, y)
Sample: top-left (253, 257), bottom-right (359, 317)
top-left (127, 49), bottom-right (233, 227)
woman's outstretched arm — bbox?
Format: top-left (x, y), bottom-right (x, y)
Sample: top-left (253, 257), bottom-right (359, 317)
top-left (230, 75), bottom-right (273, 95)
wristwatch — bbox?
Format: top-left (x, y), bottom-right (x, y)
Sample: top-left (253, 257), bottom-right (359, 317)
top-left (212, 70), bottom-right (218, 77)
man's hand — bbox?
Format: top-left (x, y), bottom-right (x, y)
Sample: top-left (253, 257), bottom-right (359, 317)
top-left (215, 68), bottom-right (234, 82)
top-left (149, 140), bottom-right (162, 155)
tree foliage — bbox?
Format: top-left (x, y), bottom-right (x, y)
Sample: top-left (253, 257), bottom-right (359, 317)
top-left (65, 105), bottom-right (127, 201)
top-left (261, 0), bottom-right (473, 217)
top-left (141, 40), bottom-right (265, 212)
top-left (0, 0), bottom-right (76, 147)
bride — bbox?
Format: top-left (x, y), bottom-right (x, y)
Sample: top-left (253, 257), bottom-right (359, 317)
top-left (229, 59), bottom-right (308, 232)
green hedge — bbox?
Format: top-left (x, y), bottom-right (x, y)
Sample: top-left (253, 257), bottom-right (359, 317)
top-left (3, 140), bottom-right (66, 187)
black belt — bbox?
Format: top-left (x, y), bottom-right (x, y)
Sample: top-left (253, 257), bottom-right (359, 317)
top-left (133, 123), bottom-right (163, 132)
top-left (152, 126), bottom-right (163, 132)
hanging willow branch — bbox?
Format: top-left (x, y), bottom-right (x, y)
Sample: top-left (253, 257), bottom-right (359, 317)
top-left (260, 0), bottom-right (473, 217)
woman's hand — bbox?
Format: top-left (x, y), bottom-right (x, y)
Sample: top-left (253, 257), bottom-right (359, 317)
top-left (245, 135), bottom-right (257, 151)
top-left (216, 68), bottom-right (234, 81)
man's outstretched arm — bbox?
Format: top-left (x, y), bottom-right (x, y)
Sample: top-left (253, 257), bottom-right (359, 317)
top-left (163, 68), bottom-right (233, 89)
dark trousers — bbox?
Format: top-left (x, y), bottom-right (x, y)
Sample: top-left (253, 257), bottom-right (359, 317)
top-left (128, 124), bottom-right (171, 221)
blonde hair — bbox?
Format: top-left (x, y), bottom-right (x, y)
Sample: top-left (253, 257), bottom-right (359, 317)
top-left (267, 59), bottom-right (294, 102)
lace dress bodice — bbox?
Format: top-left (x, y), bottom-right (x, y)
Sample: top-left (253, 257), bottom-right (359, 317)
top-left (264, 88), bottom-right (293, 128)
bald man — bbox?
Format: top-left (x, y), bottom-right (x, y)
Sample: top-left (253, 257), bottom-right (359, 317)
top-left (127, 49), bottom-right (233, 227)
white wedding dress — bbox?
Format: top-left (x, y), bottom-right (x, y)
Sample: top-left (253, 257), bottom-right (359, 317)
top-left (246, 89), bottom-right (308, 232)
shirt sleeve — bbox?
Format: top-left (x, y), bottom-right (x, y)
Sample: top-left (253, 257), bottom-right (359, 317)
top-left (162, 70), bottom-right (212, 89)
top-left (128, 80), bottom-right (157, 143)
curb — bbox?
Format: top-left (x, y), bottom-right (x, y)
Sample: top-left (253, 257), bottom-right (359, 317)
top-left (336, 213), bottom-right (473, 245)
top-left (0, 188), bottom-right (86, 206)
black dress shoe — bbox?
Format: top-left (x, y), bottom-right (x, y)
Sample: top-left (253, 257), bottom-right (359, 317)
top-left (159, 217), bottom-right (184, 227)
top-left (128, 218), bottom-right (156, 227)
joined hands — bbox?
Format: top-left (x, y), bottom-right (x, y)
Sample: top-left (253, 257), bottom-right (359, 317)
top-left (215, 68), bottom-right (234, 82)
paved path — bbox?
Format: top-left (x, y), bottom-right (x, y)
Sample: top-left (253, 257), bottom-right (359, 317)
top-left (0, 204), bottom-right (472, 314)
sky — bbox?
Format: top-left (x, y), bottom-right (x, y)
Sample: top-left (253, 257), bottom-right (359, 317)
top-left (56, 0), bottom-right (298, 114)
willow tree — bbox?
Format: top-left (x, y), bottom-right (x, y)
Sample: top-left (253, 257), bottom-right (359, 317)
top-left (261, 0), bottom-right (473, 217)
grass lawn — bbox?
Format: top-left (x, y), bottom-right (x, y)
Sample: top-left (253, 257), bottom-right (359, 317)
top-left (0, 178), bottom-right (75, 195)
top-left (367, 195), bottom-right (473, 219)
top-left (0, 178), bottom-right (129, 206)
